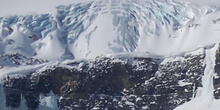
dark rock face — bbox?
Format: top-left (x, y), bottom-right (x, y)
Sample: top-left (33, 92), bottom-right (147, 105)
top-left (3, 76), bottom-right (40, 109)
top-left (58, 57), bottom-right (159, 110)
top-left (2, 52), bottom-right (206, 110)
top-left (154, 53), bottom-right (205, 109)
top-left (0, 53), bottom-right (46, 67)
top-left (214, 44), bottom-right (220, 99)
top-left (4, 89), bottom-right (21, 108)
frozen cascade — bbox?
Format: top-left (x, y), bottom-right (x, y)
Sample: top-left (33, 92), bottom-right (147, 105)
top-left (1, 0), bottom-right (220, 109)
top-left (175, 43), bottom-right (220, 110)
top-left (200, 44), bottom-right (219, 97)
top-left (38, 91), bottom-right (59, 110)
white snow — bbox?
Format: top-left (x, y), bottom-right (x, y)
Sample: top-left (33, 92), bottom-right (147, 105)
top-left (1, 0), bottom-right (220, 17)
top-left (175, 96), bottom-right (220, 110)
top-left (38, 91), bottom-right (59, 110)
top-left (180, 0), bottom-right (220, 6)
top-left (33, 31), bottom-right (65, 61)
top-left (178, 80), bottom-right (192, 87)
top-left (0, 63), bottom-right (47, 78)
top-left (1, 0), bottom-right (220, 109)
top-left (0, 0), bottom-right (95, 17)
top-left (0, 0), bottom-right (220, 60)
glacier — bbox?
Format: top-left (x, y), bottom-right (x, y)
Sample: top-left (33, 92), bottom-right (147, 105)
top-left (0, 0), bottom-right (220, 110)
top-left (1, 0), bottom-right (220, 60)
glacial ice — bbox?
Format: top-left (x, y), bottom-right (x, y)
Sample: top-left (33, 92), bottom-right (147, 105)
top-left (0, 0), bottom-right (220, 109)
top-left (1, 0), bottom-right (220, 60)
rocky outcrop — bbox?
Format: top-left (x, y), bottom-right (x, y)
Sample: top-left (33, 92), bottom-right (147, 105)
top-left (0, 53), bottom-right (46, 67)
top-left (2, 50), bottom-right (207, 110)
top-left (214, 44), bottom-right (220, 99)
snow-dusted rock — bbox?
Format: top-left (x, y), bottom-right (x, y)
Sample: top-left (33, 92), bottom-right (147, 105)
top-left (1, 0), bottom-right (220, 110)
top-left (1, 48), bottom-right (209, 110)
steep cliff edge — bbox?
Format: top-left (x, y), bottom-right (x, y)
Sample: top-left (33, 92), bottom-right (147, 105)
top-left (1, 0), bottom-right (220, 109)
top-left (1, 43), bottom-right (220, 110)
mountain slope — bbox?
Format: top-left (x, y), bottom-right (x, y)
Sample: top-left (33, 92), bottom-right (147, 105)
top-left (1, 0), bottom-right (220, 110)
top-left (1, 0), bottom-right (220, 60)
top-left (1, 43), bottom-right (220, 110)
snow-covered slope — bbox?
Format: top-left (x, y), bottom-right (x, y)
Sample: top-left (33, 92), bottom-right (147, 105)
top-left (1, 0), bottom-right (220, 60)
top-left (1, 0), bottom-right (220, 110)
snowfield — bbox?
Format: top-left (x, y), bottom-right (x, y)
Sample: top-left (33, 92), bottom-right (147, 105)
top-left (1, 0), bottom-right (220, 60)
top-left (0, 0), bottom-right (220, 109)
